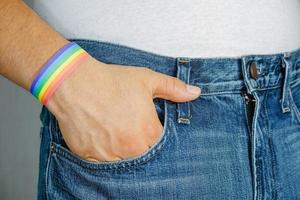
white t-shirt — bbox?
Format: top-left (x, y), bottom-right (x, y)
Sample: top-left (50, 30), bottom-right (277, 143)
top-left (32, 0), bottom-right (300, 57)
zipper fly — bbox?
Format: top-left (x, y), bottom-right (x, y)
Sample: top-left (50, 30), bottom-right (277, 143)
top-left (243, 91), bottom-right (256, 105)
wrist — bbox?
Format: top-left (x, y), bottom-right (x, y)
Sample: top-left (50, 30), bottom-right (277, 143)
top-left (45, 56), bottom-right (106, 117)
top-left (29, 42), bottom-right (91, 106)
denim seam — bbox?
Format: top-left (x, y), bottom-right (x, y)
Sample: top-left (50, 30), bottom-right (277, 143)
top-left (36, 127), bottom-right (44, 200)
top-left (51, 127), bottom-right (169, 172)
top-left (249, 78), bottom-right (299, 93)
top-left (200, 91), bottom-right (244, 96)
top-left (50, 100), bottom-right (171, 172)
top-left (256, 93), bottom-right (269, 200)
top-left (264, 91), bottom-right (279, 199)
top-left (258, 92), bottom-right (270, 200)
top-left (290, 78), bottom-right (300, 89)
top-left (45, 126), bottom-right (53, 200)
top-left (251, 92), bottom-right (261, 200)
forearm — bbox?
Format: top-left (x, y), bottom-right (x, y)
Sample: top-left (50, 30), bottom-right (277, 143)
top-left (0, 0), bottom-right (69, 90)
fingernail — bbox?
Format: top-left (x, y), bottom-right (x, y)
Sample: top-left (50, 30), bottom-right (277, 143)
top-left (186, 85), bottom-right (201, 95)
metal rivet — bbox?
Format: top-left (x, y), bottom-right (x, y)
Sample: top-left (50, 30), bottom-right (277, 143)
top-left (50, 143), bottom-right (55, 152)
top-left (283, 107), bottom-right (290, 113)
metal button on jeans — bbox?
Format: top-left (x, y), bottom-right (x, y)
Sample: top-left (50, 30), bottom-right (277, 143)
top-left (250, 62), bottom-right (258, 80)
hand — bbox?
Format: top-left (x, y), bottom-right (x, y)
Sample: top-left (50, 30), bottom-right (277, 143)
top-left (46, 57), bottom-right (201, 162)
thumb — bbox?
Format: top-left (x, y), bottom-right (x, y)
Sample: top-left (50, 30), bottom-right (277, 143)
top-left (151, 71), bottom-right (201, 102)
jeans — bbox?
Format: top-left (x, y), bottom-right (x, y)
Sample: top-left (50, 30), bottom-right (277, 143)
top-left (38, 39), bottom-right (300, 200)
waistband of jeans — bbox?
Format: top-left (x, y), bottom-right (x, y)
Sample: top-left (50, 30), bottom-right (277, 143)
top-left (69, 39), bottom-right (300, 96)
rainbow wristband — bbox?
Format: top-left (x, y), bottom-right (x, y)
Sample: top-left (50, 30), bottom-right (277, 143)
top-left (30, 42), bottom-right (90, 105)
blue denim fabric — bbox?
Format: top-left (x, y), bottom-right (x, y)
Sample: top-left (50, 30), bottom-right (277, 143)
top-left (38, 39), bottom-right (300, 200)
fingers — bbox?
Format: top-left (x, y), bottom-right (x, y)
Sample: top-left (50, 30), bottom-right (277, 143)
top-left (149, 70), bottom-right (201, 102)
top-left (85, 155), bottom-right (123, 162)
top-left (70, 118), bottom-right (163, 163)
top-left (146, 113), bottom-right (164, 143)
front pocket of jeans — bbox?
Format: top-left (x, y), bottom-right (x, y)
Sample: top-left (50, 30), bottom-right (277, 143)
top-left (50, 99), bottom-right (171, 172)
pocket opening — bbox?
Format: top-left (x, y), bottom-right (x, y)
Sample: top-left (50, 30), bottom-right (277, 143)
top-left (50, 99), bottom-right (171, 171)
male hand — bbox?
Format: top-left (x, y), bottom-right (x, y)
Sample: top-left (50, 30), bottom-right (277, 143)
top-left (46, 57), bottom-right (201, 162)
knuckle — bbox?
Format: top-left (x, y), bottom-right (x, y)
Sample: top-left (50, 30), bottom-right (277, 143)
top-left (163, 76), bottom-right (178, 93)
top-left (130, 145), bottom-right (148, 158)
top-left (159, 77), bottom-right (169, 94)
top-left (126, 143), bottom-right (145, 156)
top-left (121, 134), bottom-right (147, 156)
top-left (116, 124), bottom-right (162, 158)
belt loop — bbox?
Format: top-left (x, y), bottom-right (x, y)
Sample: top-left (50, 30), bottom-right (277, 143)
top-left (176, 57), bottom-right (192, 124)
top-left (280, 53), bottom-right (291, 113)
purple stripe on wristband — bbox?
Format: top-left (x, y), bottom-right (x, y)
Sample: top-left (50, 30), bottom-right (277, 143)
top-left (30, 42), bottom-right (76, 94)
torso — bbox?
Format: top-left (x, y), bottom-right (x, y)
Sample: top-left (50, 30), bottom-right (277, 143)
top-left (32, 0), bottom-right (300, 57)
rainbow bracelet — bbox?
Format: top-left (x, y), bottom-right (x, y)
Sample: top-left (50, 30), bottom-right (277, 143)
top-left (30, 42), bottom-right (90, 105)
